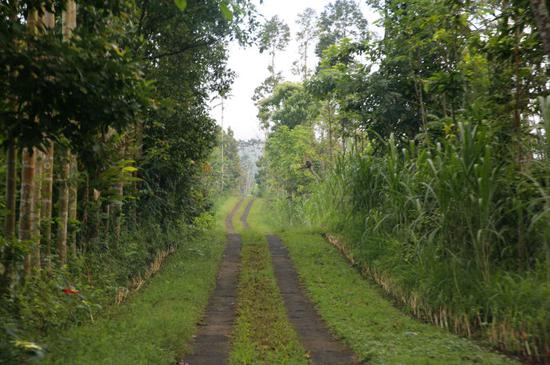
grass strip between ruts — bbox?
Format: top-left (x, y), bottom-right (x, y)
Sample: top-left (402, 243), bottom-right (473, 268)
top-left (229, 229), bottom-right (308, 365)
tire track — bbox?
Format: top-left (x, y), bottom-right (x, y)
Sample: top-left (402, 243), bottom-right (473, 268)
top-left (182, 199), bottom-right (244, 365)
top-left (240, 198), bottom-right (254, 229)
top-left (225, 198), bottom-right (243, 234)
top-left (267, 234), bottom-right (362, 365)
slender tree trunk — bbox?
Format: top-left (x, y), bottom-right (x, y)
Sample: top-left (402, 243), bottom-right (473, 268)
top-left (530, 0), bottom-right (550, 58)
top-left (62, 0), bottom-right (77, 40)
top-left (2, 1), bottom-right (21, 290)
top-left (40, 9), bottom-right (55, 271)
top-left (20, 148), bottom-right (36, 277)
top-left (41, 142), bottom-right (54, 269)
top-left (31, 149), bottom-right (43, 272)
top-left (103, 204), bottom-right (111, 240)
top-left (1, 141), bottom-right (18, 289)
top-left (20, 9), bottom-right (40, 278)
top-left (303, 40), bottom-right (308, 80)
top-left (91, 189), bottom-right (101, 243)
top-left (55, 0), bottom-right (76, 266)
top-left (81, 174), bottom-right (89, 248)
top-left (414, 77), bottom-right (427, 131)
top-left (327, 101), bottom-right (334, 164)
top-left (112, 182), bottom-right (124, 240)
top-left (56, 150), bottom-right (70, 265)
top-left (68, 154), bottom-right (78, 257)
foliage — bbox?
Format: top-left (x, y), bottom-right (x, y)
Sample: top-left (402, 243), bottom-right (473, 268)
top-left (257, 82), bottom-right (319, 130)
top-left (257, 125), bottom-right (319, 197)
top-left (255, 0), bottom-right (550, 362)
top-left (302, 126), bottom-right (550, 361)
top-left (0, 0), bottom-right (256, 362)
top-left (203, 127), bottom-right (244, 196)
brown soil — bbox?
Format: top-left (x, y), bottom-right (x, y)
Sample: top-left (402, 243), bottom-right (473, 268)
top-left (181, 199), bottom-right (244, 365)
top-left (267, 234), bottom-right (363, 365)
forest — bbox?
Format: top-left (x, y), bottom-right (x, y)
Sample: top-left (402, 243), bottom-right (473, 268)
top-left (1, 0), bottom-right (549, 364)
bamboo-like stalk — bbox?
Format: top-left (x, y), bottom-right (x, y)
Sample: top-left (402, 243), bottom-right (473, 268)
top-left (40, 5), bottom-right (55, 271)
top-left (68, 154), bottom-right (78, 257)
top-left (56, 150), bottom-right (70, 265)
top-left (1, 142), bottom-right (18, 288)
top-left (112, 182), bottom-right (123, 240)
top-left (20, 148), bottom-right (36, 277)
top-left (62, 1), bottom-right (77, 40)
top-left (21, 9), bottom-right (39, 278)
top-left (41, 142), bottom-right (54, 269)
top-left (55, 0), bottom-right (76, 266)
top-left (31, 149), bottom-right (43, 272)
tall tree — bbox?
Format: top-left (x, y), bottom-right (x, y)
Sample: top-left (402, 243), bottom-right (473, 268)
top-left (530, 0), bottom-right (550, 57)
top-left (56, 0), bottom-right (77, 265)
top-left (258, 16), bottom-right (290, 81)
top-left (294, 8), bottom-right (317, 80)
top-left (316, 0), bottom-right (369, 56)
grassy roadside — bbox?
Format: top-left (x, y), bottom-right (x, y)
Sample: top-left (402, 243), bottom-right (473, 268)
top-left (43, 197), bottom-right (238, 365)
top-left (252, 198), bottom-right (520, 365)
top-left (229, 200), bottom-right (307, 365)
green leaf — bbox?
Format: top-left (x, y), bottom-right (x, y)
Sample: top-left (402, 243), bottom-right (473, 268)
top-left (174, 0), bottom-right (187, 11)
top-left (220, 2), bottom-right (233, 21)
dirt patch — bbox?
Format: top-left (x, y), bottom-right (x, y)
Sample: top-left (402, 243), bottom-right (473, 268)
top-left (267, 234), bottom-right (363, 365)
top-left (182, 200), bottom-right (244, 365)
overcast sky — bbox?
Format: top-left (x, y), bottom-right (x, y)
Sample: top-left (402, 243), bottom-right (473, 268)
top-left (208, 0), bottom-right (379, 141)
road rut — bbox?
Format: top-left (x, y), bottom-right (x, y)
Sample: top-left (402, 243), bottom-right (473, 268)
top-left (182, 199), bottom-right (244, 365)
top-left (267, 234), bottom-right (362, 365)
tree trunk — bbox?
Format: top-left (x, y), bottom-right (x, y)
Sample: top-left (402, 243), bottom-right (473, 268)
top-left (530, 0), bottom-right (550, 58)
top-left (20, 148), bottom-right (36, 277)
top-left (68, 154), bottom-right (78, 257)
top-left (62, 0), bottom-right (77, 40)
top-left (1, 141), bottom-right (18, 289)
top-left (41, 142), bottom-right (54, 269)
top-left (112, 182), bottom-right (124, 240)
top-left (103, 204), bottom-right (111, 241)
top-left (56, 150), bottom-right (70, 265)
top-left (55, 0), bottom-right (76, 266)
top-left (40, 7), bottom-right (55, 271)
top-left (327, 101), bottom-right (334, 164)
top-left (31, 149), bottom-right (43, 272)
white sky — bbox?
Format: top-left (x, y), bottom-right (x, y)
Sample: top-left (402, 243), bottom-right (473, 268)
top-left (209, 0), bottom-right (379, 141)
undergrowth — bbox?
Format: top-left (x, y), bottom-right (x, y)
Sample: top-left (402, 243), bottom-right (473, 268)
top-left (273, 122), bottom-right (550, 363)
top-left (0, 197), bottom-right (237, 364)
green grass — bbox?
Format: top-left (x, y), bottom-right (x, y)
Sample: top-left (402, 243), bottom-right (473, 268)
top-left (42, 197), bottom-right (237, 365)
top-left (229, 211), bottom-right (307, 365)
top-left (251, 198), bottom-right (521, 365)
top-left (232, 196), bottom-right (250, 233)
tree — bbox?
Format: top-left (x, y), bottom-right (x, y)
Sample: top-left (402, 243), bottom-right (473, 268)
top-left (294, 8), bottom-right (317, 80)
top-left (258, 15), bottom-right (290, 77)
top-left (316, 0), bottom-right (369, 56)
top-left (257, 82), bottom-right (319, 130)
top-left (530, 0), bottom-right (550, 57)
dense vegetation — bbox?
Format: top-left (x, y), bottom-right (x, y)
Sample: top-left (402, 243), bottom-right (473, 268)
top-left (256, 0), bottom-right (550, 363)
top-left (0, 0), bottom-right (250, 362)
top-left (2, 0), bottom-right (550, 363)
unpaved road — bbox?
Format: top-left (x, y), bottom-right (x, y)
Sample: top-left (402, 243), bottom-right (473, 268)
top-left (267, 234), bottom-right (361, 365)
top-left (184, 198), bottom-right (361, 365)
top-left (182, 199), bottom-right (244, 365)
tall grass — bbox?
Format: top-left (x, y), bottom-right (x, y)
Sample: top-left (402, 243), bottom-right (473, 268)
top-left (301, 118), bottom-right (550, 363)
